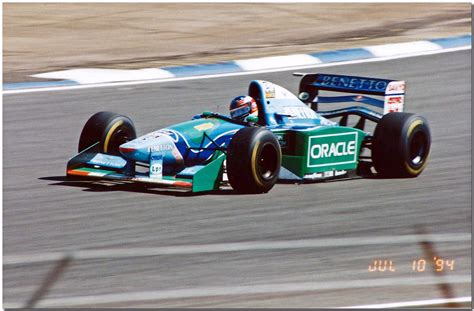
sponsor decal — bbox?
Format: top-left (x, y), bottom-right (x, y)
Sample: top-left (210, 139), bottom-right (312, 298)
top-left (307, 132), bottom-right (358, 168)
top-left (283, 106), bottom-right (317, 119)
top-left (311, 141), bottom-right (355, 158)
top-left (384, 95), bottom-right (404, 114)
top-left (158, 129), bottom-right (180, 143)
top-left (334, 170), bottom-right (347, 176)
top-left (303, 170), bottom-right (346, 180)
top-left (150, 154), bottom-right (163, 178)
top-left (323, 171), bottom-right (335, 178)
top-left (387, 96), bottom-right (402, 105)
top-left (194, 122), bottom-right (214, 131)
top-left (317, 75), bottom-right (388, 93)
top-left (88, 153), bottom-right (126, 169)
top-left (386, 81), bottom-right (406, 95)
top-left (149, 143), bottom-right (174, 153)
top-left (262, 81), bottom-right (276, 98)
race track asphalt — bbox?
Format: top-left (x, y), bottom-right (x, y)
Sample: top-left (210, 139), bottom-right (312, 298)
top-left (3, 50), bottom-right (471, 307)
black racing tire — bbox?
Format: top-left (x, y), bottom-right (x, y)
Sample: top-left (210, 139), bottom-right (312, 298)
top-left (227, 127), bottom-right (281, 194)
top-left (372, 112), bottom-right (431, 178)
top-left (78, 111), bottom-right (137, 155)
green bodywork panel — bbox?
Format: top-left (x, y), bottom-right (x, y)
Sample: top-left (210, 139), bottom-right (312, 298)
top-left (168, 117), bottom-right (234, 146)
top-left (190, 152), bottom-right (225, 192)
top-left (273, 126), bottom-right (367, 177)
top-left (174, 150), bottom-right (226, 192)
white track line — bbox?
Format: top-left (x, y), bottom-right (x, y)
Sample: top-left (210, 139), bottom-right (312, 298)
top-left (3, 46), bottom-right (470, 95)
top-left (4, 233), bottom-right (470, 265)
top-left (3, 275), bottom-right (469, 308)
top-left (32, 68), bottom-right (175, 84)
top-left (234, 54), bottom-right (321, 71)
top-left (346, 296), bottom-right (471, 308)
top-left (364, 41), bottom-right (442, 57)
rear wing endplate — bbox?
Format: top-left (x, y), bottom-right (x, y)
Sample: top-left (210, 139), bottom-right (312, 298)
top-left (295, 73), bottom-right (405, 114)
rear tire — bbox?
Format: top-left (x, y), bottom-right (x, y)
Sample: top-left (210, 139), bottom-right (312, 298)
top-left (372, 112), bottom-right (431, 177)
top-left (227, 127), bottom-right (281, 194)
top-left (78, 111), bottom-right (137, 155)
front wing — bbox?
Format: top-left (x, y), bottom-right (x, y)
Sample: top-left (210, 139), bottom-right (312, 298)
top-left (66, 143), bottom-right (226, 192)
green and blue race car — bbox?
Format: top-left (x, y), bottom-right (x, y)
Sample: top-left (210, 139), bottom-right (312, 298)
top-left (67, 73), bottom-right (431, 194)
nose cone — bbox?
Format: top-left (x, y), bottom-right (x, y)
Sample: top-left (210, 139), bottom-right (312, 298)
top-left (119, 144), bottom-right (136, 154)
top-left (118, 132), bottom-right (177, 163)
top-left (119, 140), bottom-right (142, 161)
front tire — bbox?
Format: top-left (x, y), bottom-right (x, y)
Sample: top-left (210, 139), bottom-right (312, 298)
top-left (372, 112), bottom-right (431, 177)
top-left (78, 111), bottom-right (137, 155)
top-left (227, 127), bottom-right (281, 194)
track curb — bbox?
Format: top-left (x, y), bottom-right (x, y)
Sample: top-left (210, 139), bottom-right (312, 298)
top-left (3, 34), bottom-right (471, 90)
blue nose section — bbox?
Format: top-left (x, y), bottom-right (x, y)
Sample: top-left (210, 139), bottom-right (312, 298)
top-left (119, 133), bottom-right (175, 163)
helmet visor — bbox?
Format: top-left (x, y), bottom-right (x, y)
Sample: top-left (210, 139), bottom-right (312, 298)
top-left (230, 104), bottom-right (251, 119)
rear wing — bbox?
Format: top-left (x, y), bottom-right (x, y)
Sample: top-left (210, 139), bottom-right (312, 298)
top-left (295, 73), bottom-right (405, 115)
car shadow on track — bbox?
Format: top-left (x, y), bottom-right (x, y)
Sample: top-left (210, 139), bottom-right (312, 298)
top-left (39, 176), bottom-right (241, 197)
top-left (40, 172), bottom-right (380, 197)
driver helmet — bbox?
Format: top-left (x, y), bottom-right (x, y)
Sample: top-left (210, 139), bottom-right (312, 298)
top-left (229, 95), bottom-right (258, 121)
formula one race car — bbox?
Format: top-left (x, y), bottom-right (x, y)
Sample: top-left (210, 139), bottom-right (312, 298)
top-left (67, 73), bottom-right (431, 194)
